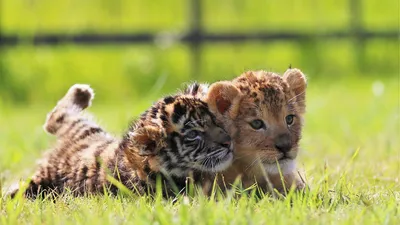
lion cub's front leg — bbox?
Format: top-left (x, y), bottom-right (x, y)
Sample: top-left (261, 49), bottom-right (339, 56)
top-left (268, 171), bottom-right (306, 194)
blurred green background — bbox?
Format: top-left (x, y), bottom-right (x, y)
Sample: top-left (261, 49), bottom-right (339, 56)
top-left (0, 0), bottom-right (398, 180)
top-left (0, 0), bottom-right (398, 105)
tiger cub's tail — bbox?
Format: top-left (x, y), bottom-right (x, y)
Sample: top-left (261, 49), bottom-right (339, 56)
top-left (43, 84), bottom-right (96, 139)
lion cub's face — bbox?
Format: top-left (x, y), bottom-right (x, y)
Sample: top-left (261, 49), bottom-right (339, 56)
top-left (205, 69), bottom-right (307, 172)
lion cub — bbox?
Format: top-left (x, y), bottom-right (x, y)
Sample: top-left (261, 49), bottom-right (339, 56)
top-left (188, 68), bottom-right (307, 194)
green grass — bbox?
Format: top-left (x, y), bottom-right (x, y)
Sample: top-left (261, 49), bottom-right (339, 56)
top-left (1, 76), bottom-right (399, 224)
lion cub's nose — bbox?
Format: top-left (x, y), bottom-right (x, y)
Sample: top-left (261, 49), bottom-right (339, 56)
top-left (274, 133), bottom-right (292, 153)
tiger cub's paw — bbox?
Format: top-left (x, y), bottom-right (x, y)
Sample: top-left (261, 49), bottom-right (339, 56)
top-left (3, 182), bottom-right (21, 199)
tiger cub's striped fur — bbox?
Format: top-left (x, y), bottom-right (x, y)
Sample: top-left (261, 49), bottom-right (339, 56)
top-left (12, 84), bottom-right (233, 198)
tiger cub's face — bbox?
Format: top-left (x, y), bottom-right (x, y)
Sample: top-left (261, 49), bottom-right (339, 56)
top-left (123, 96), bottom-right (234, 177)
top-left (162, 97), bottom-right (233, 175)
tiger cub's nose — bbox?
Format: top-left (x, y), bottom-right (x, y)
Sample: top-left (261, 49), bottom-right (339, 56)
top-left (218, 133), bottom-right (231, 148)
top-left (220, 140), bottom-right (231, 148)
top-left (212, 128), bottom-right (231, 148)
top-left (274, 133), bottom-right (292, 153)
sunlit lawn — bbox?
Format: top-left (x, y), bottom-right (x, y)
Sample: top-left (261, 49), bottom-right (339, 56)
top-left (0, 75), bottom-right (398, 224)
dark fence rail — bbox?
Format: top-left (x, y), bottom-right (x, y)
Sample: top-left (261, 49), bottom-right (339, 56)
top-left (0, 30), bottom-right (398, 46)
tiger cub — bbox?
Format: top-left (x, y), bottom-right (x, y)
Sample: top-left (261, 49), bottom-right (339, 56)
top-left (11, 84), bottom-right (233, 198)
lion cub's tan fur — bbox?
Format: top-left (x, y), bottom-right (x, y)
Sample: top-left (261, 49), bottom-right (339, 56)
top-left (204, 68), bottom-right (307, 194)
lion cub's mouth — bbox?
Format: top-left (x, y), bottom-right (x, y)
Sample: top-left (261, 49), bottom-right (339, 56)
top-left (278, 153), bottom-right (292, 161)
top-left (259, 151), bottom-right (296, 165)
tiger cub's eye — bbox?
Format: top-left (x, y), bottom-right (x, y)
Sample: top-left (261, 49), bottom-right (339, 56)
top-left (186, 130), bottom-right (199, 139)
top-left (249, 119), bottom-right (265, 130)
top-left (285, 115), bottom-right (295, 125)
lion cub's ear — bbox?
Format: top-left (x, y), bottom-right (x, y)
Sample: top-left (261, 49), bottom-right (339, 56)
top-left (123, 126), bottom-right (166, 156)
top-left (283, 68), bottom-right (307, 112)
top-left (205, 81), bottom-right (242, 119)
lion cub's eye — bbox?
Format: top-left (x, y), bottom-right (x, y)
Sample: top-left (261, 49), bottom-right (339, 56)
top-left (249, 119), bottom-right (265, 130)
top-left (186, 130), bottom-right (200, 139)
top-left (285, 115), bottom-right (295, 125)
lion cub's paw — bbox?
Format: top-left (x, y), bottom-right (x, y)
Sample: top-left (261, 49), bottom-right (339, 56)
top-left (295, 180), bottom-right (306, 191)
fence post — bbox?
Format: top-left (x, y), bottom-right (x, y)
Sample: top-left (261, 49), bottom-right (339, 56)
top-left (349, 0), bottom-right (365, 73)
top-left (188, 0), bottom-right (202, 80)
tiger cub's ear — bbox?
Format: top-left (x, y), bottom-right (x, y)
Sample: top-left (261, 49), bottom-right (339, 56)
top-left (204, 81), bottom-right (242, 119)
top-left (124, 126), bottom-right (167, 156)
